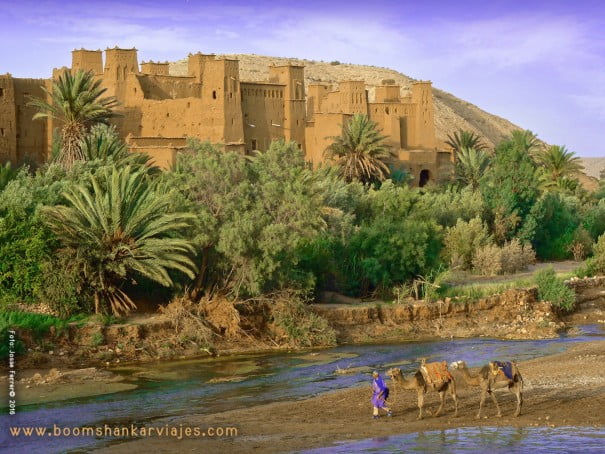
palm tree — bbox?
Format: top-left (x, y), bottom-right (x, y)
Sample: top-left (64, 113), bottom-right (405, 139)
top-left (80, 124), bottom-right (128, 162)
top-left (510, 130), bottom-right (541, 158)
top-left (28, 70), bottom-right (118, 169)
top-left (445, 129), bottom-right (487, 154)
top-left (538, 145), bottom-right (584, 183)
top-left (79, 124), bottom-right (155, 170)
top-left (41, 166), bottom-right (196, 315)
top-left (324, 114), bottom-right (395, 184)
top-left (455, 146), bottom-right (491, 190)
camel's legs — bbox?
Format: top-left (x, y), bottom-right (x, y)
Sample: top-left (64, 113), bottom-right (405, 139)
top-left (417, 388), bottom-right (424, 420)
top-left (449, 385), bottom-right (459, 417)
top-left (476, 388), bottom-right (486, 419)
top-left (490, 390), bottom-right (502, 417)
top-left (510, 383), bottom-right (523, 417)
top-left (477, 385), bottom-right (501, 419)
top-left (434, 390), bottom-right (445, 417)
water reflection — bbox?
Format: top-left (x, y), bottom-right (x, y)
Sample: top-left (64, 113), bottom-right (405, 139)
top-left (303, 426), bottom-right (605, 453)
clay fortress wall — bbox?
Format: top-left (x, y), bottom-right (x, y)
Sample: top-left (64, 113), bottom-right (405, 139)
top-left (0, 47), bottom-right (452, 186)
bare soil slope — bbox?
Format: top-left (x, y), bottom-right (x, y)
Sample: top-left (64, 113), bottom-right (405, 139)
top-left (580, 157), bottom-right (605, 179)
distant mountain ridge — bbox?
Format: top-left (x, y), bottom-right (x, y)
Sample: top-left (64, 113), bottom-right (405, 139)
top-left (170, 54), bottom-right (524, 149)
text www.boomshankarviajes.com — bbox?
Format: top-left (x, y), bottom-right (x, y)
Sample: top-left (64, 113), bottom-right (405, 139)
top-left (9, 424), bottom-right (238, 440)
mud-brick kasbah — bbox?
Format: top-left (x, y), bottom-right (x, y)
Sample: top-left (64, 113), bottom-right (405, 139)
top-left (0, 47), bottom-right (452, 185)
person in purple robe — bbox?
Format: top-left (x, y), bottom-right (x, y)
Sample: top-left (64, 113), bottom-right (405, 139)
top-left (371, 371), bottom-right (392, 418)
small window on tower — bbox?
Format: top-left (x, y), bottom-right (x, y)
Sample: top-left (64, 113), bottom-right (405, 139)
top-left (213, 90), bottom-right (217, 99)
top-left (0, 128), bottom-right (5, 136)
top-left (0, 88), bottom-right (4, 97)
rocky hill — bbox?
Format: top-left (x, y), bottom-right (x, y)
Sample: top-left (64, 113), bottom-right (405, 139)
top-left (580, 158), bottom-right (605, 180)
top-left (170, 54), bottom-right (524, 149)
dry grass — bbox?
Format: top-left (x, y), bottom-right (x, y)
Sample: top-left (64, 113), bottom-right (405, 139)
top-left (158, 296), bottom-right (214, 349)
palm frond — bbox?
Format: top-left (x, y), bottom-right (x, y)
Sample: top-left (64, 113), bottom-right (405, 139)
top-left (324, 114), bottom-right (395, 184)
top-left (28, 70), bottom-right (119, 169)
top-left (41, 166), bottom-right (195, 315)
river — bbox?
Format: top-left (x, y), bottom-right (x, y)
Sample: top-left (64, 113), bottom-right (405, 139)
top-left (1, 325), bottom-right (603, 453)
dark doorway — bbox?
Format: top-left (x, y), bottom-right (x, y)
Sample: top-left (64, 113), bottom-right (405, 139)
top-left (419, 169), bottom-right (430, 187)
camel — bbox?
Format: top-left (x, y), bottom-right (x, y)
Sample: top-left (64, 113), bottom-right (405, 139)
top-left (387, 361), bottom-right (459, 420)
top-left (451, 360), bottom-right (523, 419)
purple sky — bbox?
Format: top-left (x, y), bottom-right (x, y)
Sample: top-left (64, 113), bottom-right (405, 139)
top-left (1, 0), bottom-right (604, 156)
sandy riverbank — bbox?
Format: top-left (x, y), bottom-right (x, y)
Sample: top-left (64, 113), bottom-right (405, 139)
top-left (97, 339), bottom-right (605, 453)
top-left (0, 367), bottom-right (136, 406)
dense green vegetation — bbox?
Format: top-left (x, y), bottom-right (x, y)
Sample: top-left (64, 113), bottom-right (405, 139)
top-left (0, 70), bottom-right (602, 335)
top-left (535, 267), bottom-right (576, 311)
top-left (0, 124), bottom-right (602, 317)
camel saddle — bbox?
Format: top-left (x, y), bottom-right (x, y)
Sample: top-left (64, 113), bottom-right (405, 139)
top-left (492, 361), bottom-right (514, 380)
top-left (420, 360), bottom-right (453, 385)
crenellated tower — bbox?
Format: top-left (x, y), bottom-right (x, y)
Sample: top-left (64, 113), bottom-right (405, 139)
top-left (410, 81), bottom-right (435, 149)
top-left (71, 49), bottom-right (103, 74)
top-left (187, 52), bottom-right (216, 83)
top-left (103, 47), bottom-right (139, 99)
top-left (200, 57), bottom-right (244, 151)
top-left (268, 65), bottom-right (306, 148)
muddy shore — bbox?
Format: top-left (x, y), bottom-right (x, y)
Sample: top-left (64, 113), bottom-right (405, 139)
top-left (96, 339), bottom-right (605, 453)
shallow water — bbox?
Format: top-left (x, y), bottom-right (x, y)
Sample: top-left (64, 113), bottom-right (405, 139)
top-left (301, 426), bottom-right (605, 453)
top-left (1, 325), bottom-right (603, 453)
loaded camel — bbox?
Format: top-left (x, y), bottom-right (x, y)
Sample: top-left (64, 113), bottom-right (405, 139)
top-left (451, 360), bottom-right (523, 418)
top-left (387, 360), bottom-right (458, 420)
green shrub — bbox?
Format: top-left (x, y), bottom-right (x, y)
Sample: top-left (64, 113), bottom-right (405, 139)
top-left (0, 311), bottom-right (69, 359)
top-left (583, 200), bottom-right (605, 240)
top-left (443, 217), bottom-right (491, 270)
top-left (481, 139), bottom-right (541, 242)
top-left (36, 252), bottom-right (93, 317)
top-left (576, 234), bottom-right (605, 277)
top-left (343, 216), bottom-right (441, 296)
top-left (568, 225), bottom-right (593, 261)
top-left (522, 193), bottom-right (579, 260)
top-left (419, 186), bottom-right (485, 228)
top-left (0, 215), bottom-right (55, 304)
top-left (90, 331), bottom-right (105, 347)
top-left (535, 267), bottom-right (575, 311)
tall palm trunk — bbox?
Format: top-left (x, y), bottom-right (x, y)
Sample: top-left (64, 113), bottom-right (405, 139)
top-left (60, 122), bottom-right (86, 169)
